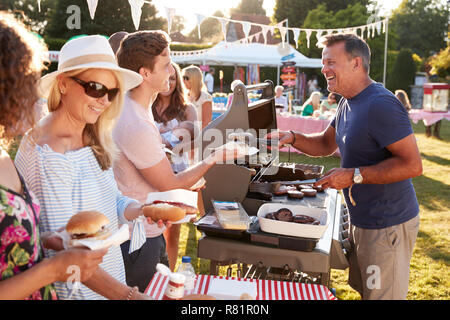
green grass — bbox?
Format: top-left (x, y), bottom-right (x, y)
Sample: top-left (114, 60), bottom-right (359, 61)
top-left (9, 119), bottom-right (448, 300)
top-left (177, 120), bottom-right (450, 300)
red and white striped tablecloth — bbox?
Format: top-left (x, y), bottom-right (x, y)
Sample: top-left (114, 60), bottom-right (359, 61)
top-left (145, 272), bottom-right (337, 300)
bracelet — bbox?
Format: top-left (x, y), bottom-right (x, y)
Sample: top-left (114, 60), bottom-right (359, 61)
top-left (126, 286), bottom-right (139, 300)
top-left (290, 130), bottom-right (296, 145)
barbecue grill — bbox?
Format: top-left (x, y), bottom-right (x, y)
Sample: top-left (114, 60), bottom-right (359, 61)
top-left (195, 81), bottom-right (350, 287)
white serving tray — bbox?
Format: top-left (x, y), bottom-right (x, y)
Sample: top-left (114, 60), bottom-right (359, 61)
top-left (257, 203), bottom-right (329, 239)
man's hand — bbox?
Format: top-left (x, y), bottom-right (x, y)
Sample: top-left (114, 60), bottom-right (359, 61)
top-left (264, 130), bottom-right (294, 149)
top-left (314, 168), bottom-right (354, 190)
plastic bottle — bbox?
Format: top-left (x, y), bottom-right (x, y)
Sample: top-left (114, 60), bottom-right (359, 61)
top-left (162, 273), bottom-right (185, 300)
top-left (176, 256), bottom-right (196, 295)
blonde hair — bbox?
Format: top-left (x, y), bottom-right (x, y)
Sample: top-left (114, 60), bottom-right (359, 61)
top-left (303, 91), bottom-right (321, 109)
top-left (395, 89), bottom-right (411, 111)
top-left (47, 68), bottom-right (124, 170)
top-left (182, 65), bottom-right (207, 101)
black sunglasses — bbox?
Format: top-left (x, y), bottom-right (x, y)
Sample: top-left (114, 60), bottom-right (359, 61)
top-left (70, 77), bottom-right (119, 102)
top-left (183, 76), bottom-right (189, 81)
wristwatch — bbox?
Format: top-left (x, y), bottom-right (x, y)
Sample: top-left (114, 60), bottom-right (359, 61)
top-left (353, 168), bottom-right (363, 184)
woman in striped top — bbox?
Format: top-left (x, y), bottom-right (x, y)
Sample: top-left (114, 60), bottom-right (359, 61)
top-left (0, 12), bottom-right (107, 300)
top-left (14, 35), bottom-right (157, 300)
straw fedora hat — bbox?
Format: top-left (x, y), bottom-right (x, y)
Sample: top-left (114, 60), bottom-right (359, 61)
top-left (39, 35), bottom-right (142, 98)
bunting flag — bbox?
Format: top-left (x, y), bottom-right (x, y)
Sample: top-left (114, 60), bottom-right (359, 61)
top-left (128, 0), bottom-right (145, 30)
top-left (261, 25), bottom-right (270, 45)
top-left (33, 1), bottom-right (386, 45)
top-left (165, 7), bottom-right (176, 35)
top-left (86, 0), bottom-right (98, 20)
top-left (278, 25), bottom-right (287, 45)
top-left (292, 28), bottom-right (301, 48)
top-left (315, 29), bottom-right (323, 41)
top-left (242, 21), bottom-right (251, 44)
top-left (304, 29), bottom-right (312, 48)
top-left (219, 18), bottom-right (229, 42)
top-left (195, 13), bottom-right (205, 39)
top-left (376, 21), bottom-right (382, 35)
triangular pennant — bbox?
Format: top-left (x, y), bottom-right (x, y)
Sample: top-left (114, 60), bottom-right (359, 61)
top-left (218, 18), bottom-right (229, 42)
top-left (292, 28), bottom-right (300, 48)
top-left (195, 14), bottom-right (205, 39)
top-left (241, 21), bottom-right (251, 44)
top-left (371, 23), bottom-right (376, 38)
top-left (86, 0), bottom-right (98, 20)
top-left (376, 21), bottom-right (382, 35)
top-left (37, 0), bottom-right (41, 12)
top-left (315, 29), bottom-right (323, 41)
top-left (128, 0), bottom-right (145, 30)
top-left (382, 19), bottom-right (387, 33)
top-left (269, 26), bottom-right (275, 37)
top-left (165, 7), bottom-right (176, 35)
top-left (261, 25), bottom-right (270, 45)
top-left (278, 26), bottom-right (287, 45)
top-left (304, 29), bottom-right (312, 48)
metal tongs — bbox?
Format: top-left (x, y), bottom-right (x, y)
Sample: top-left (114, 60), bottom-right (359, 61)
top-left (251, 154), bottom-right (279, 182)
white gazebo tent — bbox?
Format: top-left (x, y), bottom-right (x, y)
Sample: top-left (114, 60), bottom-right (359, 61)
top-left (171, 42), bottom-right (322, 101)
top-left (171, 41), bottom-right (322, 68)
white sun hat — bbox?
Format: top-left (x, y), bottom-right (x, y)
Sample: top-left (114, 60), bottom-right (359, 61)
top-left (39, 35), bottom-right (142, 98)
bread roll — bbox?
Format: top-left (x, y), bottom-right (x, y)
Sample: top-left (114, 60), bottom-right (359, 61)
top-left (142, 203), bottom-right (186, 222)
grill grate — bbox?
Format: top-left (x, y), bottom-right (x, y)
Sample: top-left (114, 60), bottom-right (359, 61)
top-left (220, 261), bottom-right (322, 284)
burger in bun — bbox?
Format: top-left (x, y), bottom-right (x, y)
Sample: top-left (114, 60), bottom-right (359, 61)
top-left (66, 211), bottom-right (111, 245)
top-left (142, 200), bottom-right (198, 222)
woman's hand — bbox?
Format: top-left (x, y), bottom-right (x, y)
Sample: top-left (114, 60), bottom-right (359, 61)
top-left (41, 228), bottom-right (65, 251)
top-left (50, 247), bottom-right (109, 283)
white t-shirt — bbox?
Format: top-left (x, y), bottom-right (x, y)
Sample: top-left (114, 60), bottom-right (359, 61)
top-left (204, 73), bottom-right (214, 93)
top-left (189, 91), bottom-right (212, 124)
top-left (275, 95), bottom-right (288, 112)
top-left (113, 93), bottom-right (167, 238)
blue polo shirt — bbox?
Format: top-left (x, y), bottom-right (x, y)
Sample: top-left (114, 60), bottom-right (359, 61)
top-left (330, 82), bottom-right (419, 229)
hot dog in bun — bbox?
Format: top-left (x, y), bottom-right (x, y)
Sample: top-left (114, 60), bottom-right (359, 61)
top-left (142, 200), bottom-right (198, 222)
top-left (66, 211), bottom-right (111, 244)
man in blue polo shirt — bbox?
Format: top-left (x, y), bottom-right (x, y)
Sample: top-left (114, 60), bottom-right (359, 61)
top-left (268, 33), bottom-right (422, 300)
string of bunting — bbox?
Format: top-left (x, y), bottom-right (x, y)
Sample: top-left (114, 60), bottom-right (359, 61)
top-left (35, 0), bottom-right (387, 48)
top-left (136, 1), bottom-right (387, 47)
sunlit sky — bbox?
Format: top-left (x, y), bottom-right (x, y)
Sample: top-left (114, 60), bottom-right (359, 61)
top-left (151, 0), bottom-right (404, 33)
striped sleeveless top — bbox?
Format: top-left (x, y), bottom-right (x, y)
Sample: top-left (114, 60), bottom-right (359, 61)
top-left (14, 133), bottom-right (137, 300)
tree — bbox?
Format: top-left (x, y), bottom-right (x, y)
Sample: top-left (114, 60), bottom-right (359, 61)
top-left (429, 46), bottom-right (450, 81)
top-left (273, 0), bottom-right (370, 28)
top-left (186, 10), bottom-right (225, 43)
top-left (45, 0), bottom-right (165, 39)
top-left (293, 3), bottom-right (397, 84)
top-left (0, 0), bottom-right (52, 33)
top-left (230, 0), bottom-right (266, 16)
top-left (390, 0), bottom-right (449, 57)
top-left (387, 48), bottom-right (416, 94)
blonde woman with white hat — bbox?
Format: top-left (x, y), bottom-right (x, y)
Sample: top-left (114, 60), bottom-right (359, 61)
top-left (0, 11), bottom-right (109, 301)
top-left (14, 35), bottom-right (156, 300)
